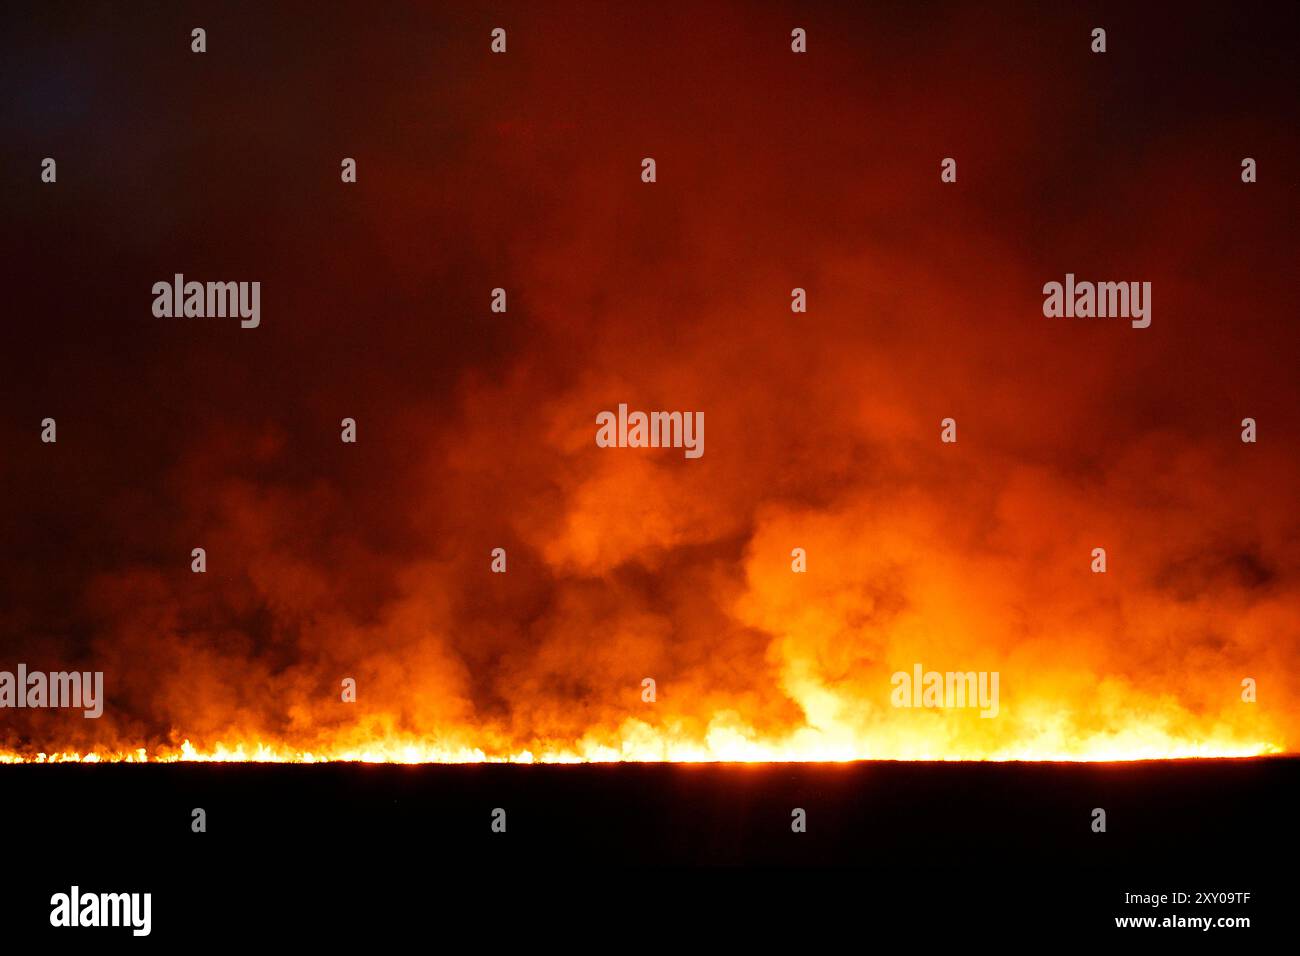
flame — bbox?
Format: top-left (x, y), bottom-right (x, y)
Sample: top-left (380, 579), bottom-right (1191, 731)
top-left (0, 718), bottom-right (1283, 765)
top-left (0, 744), bottom-right (1280, 765)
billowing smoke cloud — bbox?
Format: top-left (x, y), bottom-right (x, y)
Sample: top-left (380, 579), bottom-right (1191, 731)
top-left (1, 2), bottom-right (1296, 759)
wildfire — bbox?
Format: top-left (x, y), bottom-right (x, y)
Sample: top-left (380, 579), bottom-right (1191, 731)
top-left (0, 722), bottom-right (1283, 764)
top-left (4, 3), bottom-right (1296, 773)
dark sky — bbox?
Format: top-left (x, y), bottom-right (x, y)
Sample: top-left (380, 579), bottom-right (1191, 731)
top-left (1, 1), bottom-right (1297, 760)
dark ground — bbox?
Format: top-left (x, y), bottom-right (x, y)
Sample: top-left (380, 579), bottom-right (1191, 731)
top-left (0, 756), bottom-right (1293, 942)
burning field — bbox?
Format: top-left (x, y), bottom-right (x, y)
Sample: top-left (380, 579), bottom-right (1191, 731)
top-left (2, 3), bottom-right (1297, 942)
top-left (1, 3), bottom-right (1297, 771)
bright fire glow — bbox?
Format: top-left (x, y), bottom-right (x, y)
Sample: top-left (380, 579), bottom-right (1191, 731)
top-left (0, 722), bottom-right (1283, 764)
top-left (2, 0), bottom-right (1296, 774)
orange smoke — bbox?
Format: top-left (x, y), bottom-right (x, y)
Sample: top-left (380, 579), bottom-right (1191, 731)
top-left (2, 3), bottom-right (1296, 762)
